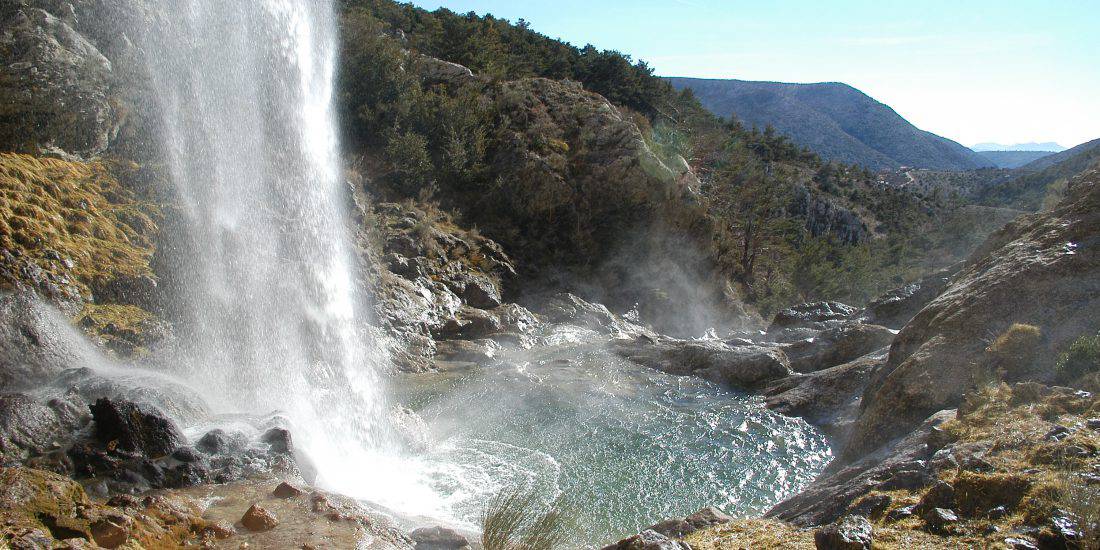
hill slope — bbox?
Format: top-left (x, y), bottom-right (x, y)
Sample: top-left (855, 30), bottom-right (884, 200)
top-left (976, 150), bottom-right (1053, 169)
top-left (666, 77), bottom-right (993, 171)
top-left (975, 137), bottom-right (1100, 210)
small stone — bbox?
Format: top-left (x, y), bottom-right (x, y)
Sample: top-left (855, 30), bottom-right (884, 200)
top-left (813, 515), bottom-right (873, 550)
top-left (878, 469), bottom-right (933, 491)
top-left (410, 525), bottom-right (470, 549)
top-left (90, 516), bottom-right (131, 548)
top-left (922, 508), bottom-right (958, 534)
top-left (273, 481), bottom-right (304, 499)
top-left (240, 504), bottom-right (278, 532)
top-left (885, 505), bottom-right (916, 522)
top-left (1045, 425), bottom-right (1071, 441)
top-left (847, 494), bottom-right (891, 520)
top-left (917, 480), bottom-right (956, 513)
top-left (204, 521), bottom-right (235, 539)
top-left (1004, 538), bottom-right (1038, 550)
top-left (600, 529), bottom-right (689, 550)
top-left (987, 505), bottom-right (1009, 519)
top-left (261, 428), bottom-right (293, 454)
top-left (1086, 418), bottom-right (1100, 430)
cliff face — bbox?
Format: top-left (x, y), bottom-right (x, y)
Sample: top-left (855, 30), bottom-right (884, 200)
top-left (845, 165), bottom-right (1100, 461)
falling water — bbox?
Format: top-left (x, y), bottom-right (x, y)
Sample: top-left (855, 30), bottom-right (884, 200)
top-left (139, 0), bottom-right (406, 503)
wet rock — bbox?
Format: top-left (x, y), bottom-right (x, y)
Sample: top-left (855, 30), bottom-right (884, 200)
top-left (922, 507), bottom-right (958, 534)
top-left (1086, 418), bottom-right (1100, 430)
top-left (240, 504), bottom-right (278, 532)
top-left (409, 525), bottom-right (470, 550)
top-left (601, 529), bottom-right (690, 550)
top-left (769, 409), bottom-right (955, 526)
top-left (434, 339), bottom-right (501, 363)
top-left (0, 392), bottom-right (89, 462)
top-left (261, 428), bottom-right (293, 454)
top-left (768, 302), bottom-right (858, 333)
top-left (530, 292), bottom-right (621, 332)
top-left (204, 521), bottom-right (235, 539)
top-left (813, 514), bottom-right (873, 550)
top-left (273, 481), bottom-right (304, 499)
top-left (0, 293), bottom-right (96, 390)
top-left (90, 398), bottom-right (184, 458)
top-left (1040, 515), bottom-right (1083, 549)
top-left (196, 429), bottom-right (248, 455)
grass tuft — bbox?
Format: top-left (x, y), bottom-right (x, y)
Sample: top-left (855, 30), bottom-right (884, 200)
top-left (481, 486), bottom-right (570, 550)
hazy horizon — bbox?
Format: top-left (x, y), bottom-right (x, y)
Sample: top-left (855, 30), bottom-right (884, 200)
top-left (410, 0), bottom-right (1099, 150)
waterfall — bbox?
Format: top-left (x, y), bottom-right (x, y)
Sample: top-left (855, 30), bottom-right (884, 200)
top-left (139, 0), bottom-right (405, 502)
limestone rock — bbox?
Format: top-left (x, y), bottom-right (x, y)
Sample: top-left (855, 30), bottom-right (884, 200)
top-left (864, 266), bottom-right (957, 329)
top-left (273, 481), bottom-right (304, 499)
top-left (648, 506), bottom-right (733, 537)
top-left (0, 7), bottom-right (117, 156)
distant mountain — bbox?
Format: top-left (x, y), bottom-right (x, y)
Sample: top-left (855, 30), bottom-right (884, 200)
top-left (977, 150), bottom-right (1055, 169)
top-left (975, 137), bottom-right (1100, 210)
top-left (666, 77), bottom-right (994, 171)
top-left (972, 142), bottom-right (1065, 152)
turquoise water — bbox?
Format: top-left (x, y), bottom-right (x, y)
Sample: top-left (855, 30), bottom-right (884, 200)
top-left (393, 331), bottom-right (832, 545)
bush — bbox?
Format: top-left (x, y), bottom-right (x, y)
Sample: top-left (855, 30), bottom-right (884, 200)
top-left (987, 323), bottom-right (1043, 376)
top-left (1056, 332), bottom-right (1100, 382)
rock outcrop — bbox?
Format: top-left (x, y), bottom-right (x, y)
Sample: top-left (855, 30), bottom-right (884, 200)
top-left (615, 337), bottom-right (793, 390)
top-left (845, 167), bottom-right (1100, 461)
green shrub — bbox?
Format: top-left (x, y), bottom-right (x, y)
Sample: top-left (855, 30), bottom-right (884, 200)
top-left (1056, 332), bottom-right (1100, 382)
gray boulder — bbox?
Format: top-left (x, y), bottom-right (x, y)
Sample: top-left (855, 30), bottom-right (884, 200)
top-left (0, 392), bottom-right (89, 462)
top-left (601, 529), bottom-right (690, 550)
top-left (813, 515), bottom-right (873, 550)
top-left (783, 323), bottom-right (894, 373)
top-left (616, 338), bottom-right (792, 390)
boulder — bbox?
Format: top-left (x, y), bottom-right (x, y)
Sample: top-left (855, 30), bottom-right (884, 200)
top-left (769, 302), bottom-right (858, 333)
top-left (0, 392), bottom-right (89, 462)
top-left (763, 351), bottom-right (886, 440)
top-left (845, 167), bottom-right (1100, 462)
top-left (272, 481), bottom-right (304, 499)
top-left (90, 398), bottom-right (184, 458)
top-left (240, 504), bottom-right (277, 532)
top-left (783, 323), bottom-right (894, 373)
top-left (813, 515), bottom-right (873, 550)
top-left (409, 525), bottom-right (470, 550)
top-left (616, 338), bottom-right (792, 390)
top-left (0, 292), bottom-right (97, 391)
top-left (601, 529), bottom-right (690, 550)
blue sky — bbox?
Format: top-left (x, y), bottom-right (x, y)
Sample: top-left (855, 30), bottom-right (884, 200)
top-left (409, 0), bottom-right (1099, 148)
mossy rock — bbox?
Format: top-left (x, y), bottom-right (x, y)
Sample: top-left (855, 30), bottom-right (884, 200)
top-left (952, 471), bottom-right (1031, 517)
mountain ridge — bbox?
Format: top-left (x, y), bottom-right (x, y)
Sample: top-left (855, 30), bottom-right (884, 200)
top-left (666, 76), bottom-right (994, 171)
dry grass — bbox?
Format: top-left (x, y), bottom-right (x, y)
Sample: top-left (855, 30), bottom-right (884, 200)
top-left (0, 153), bottom-right (158, 296)
top-left (481, 486), bottom-right (570, 550)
